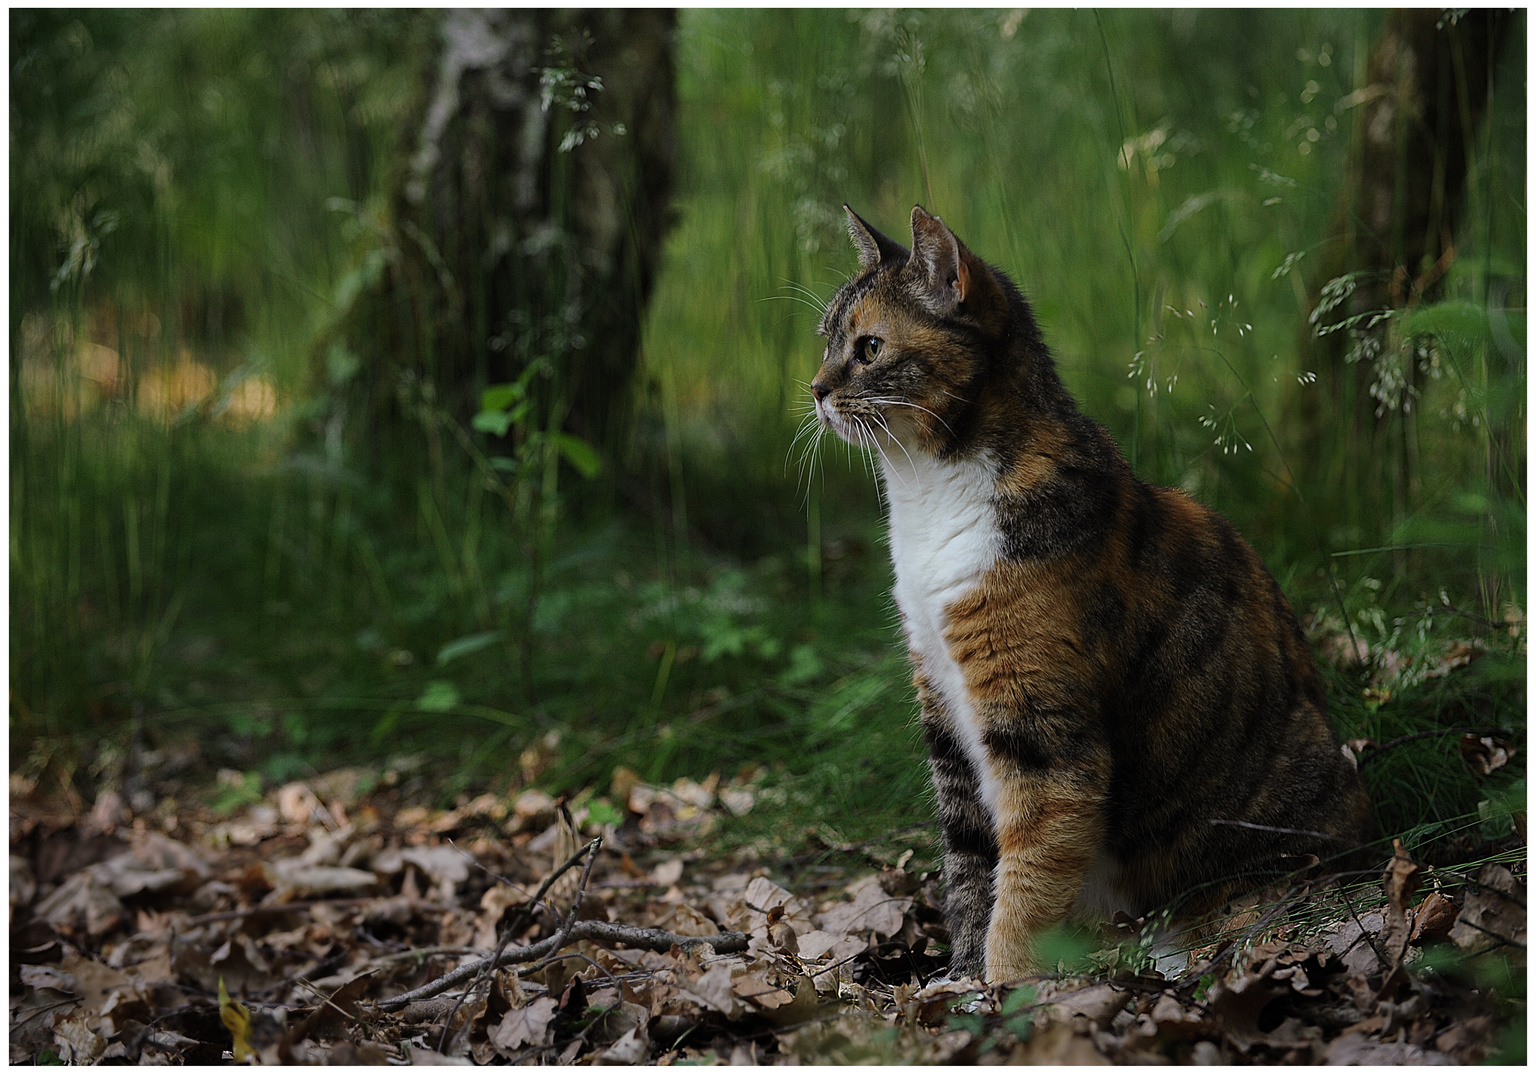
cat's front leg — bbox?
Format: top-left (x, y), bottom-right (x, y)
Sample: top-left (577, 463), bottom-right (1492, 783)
top-left (984, 768), bottom-right (1106, 983)
top-left (916, 669), bottom-right (996, 979)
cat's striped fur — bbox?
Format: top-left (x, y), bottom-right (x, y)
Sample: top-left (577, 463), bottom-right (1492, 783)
top-left (811, 206), bottom-right (1373, 982)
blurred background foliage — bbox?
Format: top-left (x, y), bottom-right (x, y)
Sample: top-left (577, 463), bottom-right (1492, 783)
top-left (10, 9), bottom-right (1525, 863)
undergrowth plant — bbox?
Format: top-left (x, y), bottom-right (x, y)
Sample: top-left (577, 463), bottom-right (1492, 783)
top-left (10, 10), bottom-right (1523, 891)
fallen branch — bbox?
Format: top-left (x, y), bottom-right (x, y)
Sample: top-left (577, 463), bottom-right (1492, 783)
top-left (375, 920), bottom-right (750, 1010)
top-left (439, 833), bottom-right (604, 1052)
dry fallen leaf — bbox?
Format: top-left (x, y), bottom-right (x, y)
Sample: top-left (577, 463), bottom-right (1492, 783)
top-left (489, 997), bottom-right (558, 1055)
top-left (8, 770), bottom-right (1524, 1066)
top-left (815, 875), bottom-right (910, 938)
top-left (32, 871), bottom-right (127, 936)
top-left (275, 782), bottom-right (323, 824)
top-left (1008, 1022), bottom-right (1112, 1065)
top-left (1409, 891), bottom-right (1460, 944)
top-left (1381, 838), bottom-right (1423, 959)
top-left (675, 962), bottom-right (743, 1019)
top-left (265, 862), bottom-right (378, 901)
top-left (1320, 1031), bottom-right (1456, 1066)
top-left (594, 1025), bottom-right (649, 1065)
top-left (1459, 733), bottom-right (1516, 776)
top-left (51, 1012), bottom-right (107, 1065)
top-left (1448, 863), bottom-right (1526, 953)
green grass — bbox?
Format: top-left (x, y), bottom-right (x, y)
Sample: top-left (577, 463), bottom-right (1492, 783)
top-left (10, 10), bottom-right (1525, 875)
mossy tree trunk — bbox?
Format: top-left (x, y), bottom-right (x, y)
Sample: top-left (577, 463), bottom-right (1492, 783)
top-left (327, 9), bottom-right (675, 469)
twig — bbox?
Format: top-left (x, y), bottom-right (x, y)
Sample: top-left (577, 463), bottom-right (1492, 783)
top-left (447, 836), bottom-right (527, 894)
top-left (1358, 726), bottom-right (1516, 770)
top-left (517, 836), bottom-right (602, 976)
top-left (1172, 884), bottom-right (1304, 994)
top-left (1427, 865), bottom-right (1528, 909)
top-left (374, 921), bottom-right (749, 1010)
top-left (369, 945), bottom-right (483, 968)
top-left (544, 921), bottom-right (751, 954)
top-left (1336, 884), bottom-right (1397, 983)
top-left (296, 977), bottom-right (359, 1021)
top-left (805, 952), bottom-right (862, 979)
top-left (251, 951), bottom-right (348, 1003)
top-left (523, 950), bottom-right (616, 983)
top-left (506, 837), bottom-right (602, 943)
top-left (505, 1041), bottom-right (562, 1066)
top-left (439, 836), bottom-right (603, 1052)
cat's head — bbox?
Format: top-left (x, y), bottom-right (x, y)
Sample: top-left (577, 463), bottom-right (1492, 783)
top-left (811, 205), bottom-right (1015, 457)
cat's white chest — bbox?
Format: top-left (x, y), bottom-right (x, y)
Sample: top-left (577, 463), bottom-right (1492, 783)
top-left (881, 450), bottom-right (1005, 821)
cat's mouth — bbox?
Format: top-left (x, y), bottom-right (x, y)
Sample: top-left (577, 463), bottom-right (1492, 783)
top-left (816, 397), bottom-right (875, 447)
top-left (818, 395), bottom-right (926, 452)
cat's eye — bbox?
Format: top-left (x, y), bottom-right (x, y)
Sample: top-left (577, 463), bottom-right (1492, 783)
top-left (856, 336), bottom-right (883, 364)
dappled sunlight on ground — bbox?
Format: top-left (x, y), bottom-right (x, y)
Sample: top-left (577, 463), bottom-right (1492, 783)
top-left (17, 311), bottom-right (280, 427)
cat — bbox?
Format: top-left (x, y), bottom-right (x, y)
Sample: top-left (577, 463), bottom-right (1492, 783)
top-left (810, 205), bottom-right (1373, 983)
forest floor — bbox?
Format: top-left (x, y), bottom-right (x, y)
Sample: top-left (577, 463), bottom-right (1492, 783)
top-left (10, 758), bottom-right (1526, 1066)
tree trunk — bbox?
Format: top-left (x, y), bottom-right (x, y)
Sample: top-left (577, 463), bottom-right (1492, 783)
top-left (328, 9), bottom-right (675, 466)
top-left (1295, 9), bottom-right (1511, 545)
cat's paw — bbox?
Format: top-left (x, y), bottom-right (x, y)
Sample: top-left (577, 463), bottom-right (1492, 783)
top-left (984, 930), bottom-right (1041, 984)
top-left (928, 972), bottom-right (985, 992)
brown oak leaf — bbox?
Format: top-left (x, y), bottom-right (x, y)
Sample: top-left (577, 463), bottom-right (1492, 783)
top-left (489, 997), bottom-right (559, 1055)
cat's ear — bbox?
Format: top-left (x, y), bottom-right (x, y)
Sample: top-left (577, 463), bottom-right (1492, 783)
top-left (844, 205), bottom-right (908, 270)
top-left (909, 206), bottom-right (970, 315)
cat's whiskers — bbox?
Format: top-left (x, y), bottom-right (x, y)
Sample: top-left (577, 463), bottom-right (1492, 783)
top-left (851, 417), bottom-right (890, 508)
top-left (865, 396), bottom-right (956, 438)
top-left (932, 386), bottom-right (975, 405)
top-left (865, 412), bottom-right (919, 494)
top-left (788, 410), bottom-right (828, 504)
top-left (787, 402), bottom-right (823, 463)
top-left (869, 410), bottom-right (919, 472)
top-left (773, 279), bottom-right (831, 317)
top-left (867, 443), bottom-right (889, 510)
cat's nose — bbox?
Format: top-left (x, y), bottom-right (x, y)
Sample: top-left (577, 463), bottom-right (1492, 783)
top-left (811, 381), bottom-right (829, 402)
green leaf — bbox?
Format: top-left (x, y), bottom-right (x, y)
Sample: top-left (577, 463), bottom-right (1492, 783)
top-left (472, 410), bottom-right (511, 437)
top-left (435, 630), bottom-right (504, 667)
top-left (552, 432), bottom-right (602, 479)
top-left (280, 711), bottom-right (310, 745)
top-left (1002, 986), bottom-right (1036, 1015)
top-left (948, 1013), bottom-right (984, 1037)
top-left (325, 342), bottom-right (361, 385)
top-left (415, 679), bottom-right (461, 713)
top-left (211, 771), bottom-right (263, 814)
top-left (369, 704), bottom-right (404, 746)
top-left (780, 643), bottom-right (825, 687)
top-left (1397, 300), bottom-right (1491, 350)
top-left (582, 797), bottom-right (624, 826)
top-left (261, 752), bottom-right (310, 784)
top-left (480, 383), bottom-right (523, 413)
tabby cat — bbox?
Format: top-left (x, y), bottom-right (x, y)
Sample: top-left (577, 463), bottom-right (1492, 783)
top-left (811, 206), bottom-right (1373, 983)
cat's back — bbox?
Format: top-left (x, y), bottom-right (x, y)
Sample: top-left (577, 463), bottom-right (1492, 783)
top-left (989, 445), bottom-right (1374, 901)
